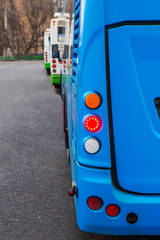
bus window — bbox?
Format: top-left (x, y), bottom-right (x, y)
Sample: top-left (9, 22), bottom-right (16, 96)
top-left (58, 27), bottom-right (65, 42)
top-left (52, 44), bottom-right (59, 59)
top-left (63, 45), bottom-right (69, 59)
top-left (70, 46), bottom-right (73, 59)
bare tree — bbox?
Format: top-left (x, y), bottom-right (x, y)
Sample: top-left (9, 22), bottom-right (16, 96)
top-left (0, 0), bottom-right (74, 57)
top-left (52, 0), bottom-right (64, 13)
top-left (66, 0), bottom-right (74, 20)
top-left (21, 0), bottom-right (51, 55)
top-left (0, 0), bottom-right (6, 56)
top-left (6, 0), bottom-right (25, 56)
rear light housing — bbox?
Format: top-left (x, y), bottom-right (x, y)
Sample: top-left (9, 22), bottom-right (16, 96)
top-left (87, 196), bottom-right (103, 210)
top-left (106, 204), bottom-right (120, 217)
top-left (84, 115), bottom-right (102, 132)
top-left (84, 138), bottom-right (100, 154)
top-left (85, 92), bottom-right (101, 109)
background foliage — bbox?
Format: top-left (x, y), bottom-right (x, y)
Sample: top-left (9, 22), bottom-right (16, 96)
top-left (0, 0), bottom-right (74, 58)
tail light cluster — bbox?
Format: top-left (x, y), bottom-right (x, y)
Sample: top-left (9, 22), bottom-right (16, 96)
top-left (52, 59), bottom-right (56, 73)
top-left (45, 52), bottom-right (48, 62)
top-left (63, 60), bottom-right (66, 70)
top-left (83, 92), bottom-right (102, 154)
top-left (87, 196), bottom-right (120, 217)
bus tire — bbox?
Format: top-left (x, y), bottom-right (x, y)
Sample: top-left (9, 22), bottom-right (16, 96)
top-left (63, 88), bottom-right (67, 132)
top-left (67, 148), bottom-right (70, 163)
top-left (46, 68), bottom-right (50, 74)
top-left (63, 99), bottom-right (66, 132)
top-left (55, 84), bottom-right (60, 89)
top-left (65, 127), bottom-right (69, 149)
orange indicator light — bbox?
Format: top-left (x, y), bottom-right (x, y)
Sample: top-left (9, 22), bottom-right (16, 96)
top-left (85, 93), bottom-right (101, 109)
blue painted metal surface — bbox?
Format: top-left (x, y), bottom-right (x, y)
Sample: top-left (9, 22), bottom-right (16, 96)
top-left (109, 25), bottom-right (160, 194)
top-left (65, 0), bottom-right (160, 235)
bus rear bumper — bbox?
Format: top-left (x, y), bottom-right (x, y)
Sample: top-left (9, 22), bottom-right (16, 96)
top-left (74, 161), bottom-right (160, 235)
top-left (51, 74), bottom-right (60, 85)
top-left (44, 63), bottom-right (50, 69)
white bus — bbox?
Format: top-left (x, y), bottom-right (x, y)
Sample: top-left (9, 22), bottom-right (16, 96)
top-left (44, 28), bottom-right (51, 74)
top-left (50, 13), bottom-right (70, 88)
top-left (61, 17), bottom-right (74, 100)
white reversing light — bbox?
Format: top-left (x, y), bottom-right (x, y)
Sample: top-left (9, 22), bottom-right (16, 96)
top-left (84, 138), bottom-right (100, 154)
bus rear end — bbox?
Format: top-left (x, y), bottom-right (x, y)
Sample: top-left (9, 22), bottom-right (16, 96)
top-left (50, 19), bottom-right (61, 87)
top-left (44, 29), bottom-right (50, 73)
top-left (69, 0), bottom-right (160, 235)
top-left (50, 15), bottom-right (70, 88)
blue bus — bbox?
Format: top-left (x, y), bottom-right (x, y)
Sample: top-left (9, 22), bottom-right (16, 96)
top-left (64, 0), bottom-right (160, 235)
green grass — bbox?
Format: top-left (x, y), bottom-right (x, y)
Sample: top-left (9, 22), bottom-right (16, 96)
top-left (0, 55), bottom-right (44, 61)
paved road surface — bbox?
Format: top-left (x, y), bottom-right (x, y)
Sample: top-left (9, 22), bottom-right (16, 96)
top-left (0, 61), bottom-right (157, 240)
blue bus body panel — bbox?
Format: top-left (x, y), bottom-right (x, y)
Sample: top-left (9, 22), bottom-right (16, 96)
top-left (109, 26), bottom-right (160, 194)
top-left (75, 0), bottom-right (111, 168)
top-left (105, 0), bottom-right (160, 25)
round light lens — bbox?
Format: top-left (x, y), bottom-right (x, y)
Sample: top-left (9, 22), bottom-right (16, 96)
top-left (85, 138), bottom-right (100, 154)
top-left (106, 204), bottom-right (120, 217)
top-left (85, 115), bottom-right (102, 132)
top-left (87, 196), bottom-right (103, 210)
top-left (85, 93), bottom-right (101, 109)
top-left (52, 60), bottom-right (56, 63)
top-left (52, 65), bottom-right (56, 68)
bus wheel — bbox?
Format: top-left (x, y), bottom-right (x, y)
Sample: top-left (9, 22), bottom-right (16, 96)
top-left (67, 149), bottom-right (70, 163)
top-left (63, 90), bottom-right (67, 132)
top-left (63, 102), bottom-right (66, 132)
top-left (55, 84), bottom-right (60, 89)
top-left (46, 68), bottom-right (50, 74)
top-left (65, 127), bottom-right (69, 149)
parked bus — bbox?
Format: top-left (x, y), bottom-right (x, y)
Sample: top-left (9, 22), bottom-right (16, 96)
top-left (44, 28), bottom-right (51, 74)
top-left (64, 0), bottom-right (160, 236)
top-left (61, 17), bottom-right (74, 101)
top-left (50, 13), bottom-right (70, 88)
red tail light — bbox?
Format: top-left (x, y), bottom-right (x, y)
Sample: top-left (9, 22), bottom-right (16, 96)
top-left (106, 204), bottom-right (120, 217)
top-left (52, 65), bottom-right (56, 68)
top-left (85, 115), bottom-right (102, 132)
top-left (87, 196), bottom-right (103, 210)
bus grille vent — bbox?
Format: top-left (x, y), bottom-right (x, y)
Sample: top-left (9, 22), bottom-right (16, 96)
top-left (72, 0), bottom-right (80, 83)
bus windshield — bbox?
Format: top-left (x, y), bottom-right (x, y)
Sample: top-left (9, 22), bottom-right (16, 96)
top-left (58, 27), bottom-right (65, 42)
